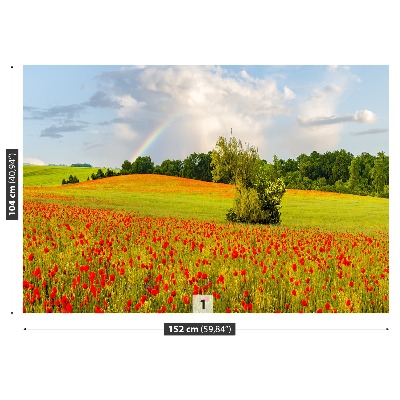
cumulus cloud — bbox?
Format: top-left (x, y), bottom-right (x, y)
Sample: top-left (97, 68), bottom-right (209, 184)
top-left (95, 65), bottom-right (297, 159)
top-left (354, 110), bottom-right (377, 124)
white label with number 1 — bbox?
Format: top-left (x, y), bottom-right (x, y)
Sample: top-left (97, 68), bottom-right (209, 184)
top-left (192, 295), bottom-right (213, 313)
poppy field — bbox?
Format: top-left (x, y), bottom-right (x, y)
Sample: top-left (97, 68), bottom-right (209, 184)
top-left (22, 173), bottom-right (389, 313)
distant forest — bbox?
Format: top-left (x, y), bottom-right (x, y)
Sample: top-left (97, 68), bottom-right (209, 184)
top-left (85, 149), bottom-right (389, 198)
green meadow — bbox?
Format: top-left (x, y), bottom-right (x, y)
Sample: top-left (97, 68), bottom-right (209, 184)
top-left (23, 165), bottom-right (109, 187)
top-left (23, 165), bottom-right (388, 233)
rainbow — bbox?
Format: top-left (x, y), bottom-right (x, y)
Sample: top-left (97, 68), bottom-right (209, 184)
top-left (130, 116), bottom-right (177, 162)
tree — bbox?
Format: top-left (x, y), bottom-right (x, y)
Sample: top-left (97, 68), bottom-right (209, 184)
top-left (132, 156), bottom-right (154, 174)
top-left (62, 175), bottom-right (79, 184)
top-left (332, 150), bottom-right (353, 183)
top-left (281, 157), bottom-right (298, 175)
top-left (96, 169), bottom-right (105, 179)
top-left (211, 136), bottom-right (259, 190)
top-left (121, 160), bottom-right (133, 175)
top-left (371, 151), bottom-right (389, 196)
top-left (182, 152), bottom-right (213, 181)
top-left (105, 168), bottom-right (116, 177)
top-left (348, 152), bottom-right (375, 195)
top-left (319, 151), bottom-right (336, 185)
top-left (211, 136), bottom-right (285, 225)
top-left (156, 159), bottom-right (183, 177)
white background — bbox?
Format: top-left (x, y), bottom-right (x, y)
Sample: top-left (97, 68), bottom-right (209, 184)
top-left (1, 1), bottom-right (398, 399)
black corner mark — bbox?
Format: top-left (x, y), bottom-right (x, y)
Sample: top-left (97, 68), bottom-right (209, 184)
top-left (11, 66), bottom-right (13, 68)
top-left (24, 328), bottom-right (26, 330)
top-left (386, 328), bottom-right (389, 330)
top-left (11, 311), bottom-right (13, 314)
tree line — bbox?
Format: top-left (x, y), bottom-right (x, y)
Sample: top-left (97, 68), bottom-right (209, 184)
top-left (64, 146), bottom-right (388, 199)
top-left (276, 150), bottom-right (389, 198)
top-left (119, 149), bottom-right (389, 198)
top-left (120, 152), bottom-right (213, 182)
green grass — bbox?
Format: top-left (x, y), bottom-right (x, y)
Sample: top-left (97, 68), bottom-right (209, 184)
top-left (279, 191), bottom-right (388, 232)
top-left (23, 165), bottom-right (115, 187)
top-left (23, 166), bottom-right (388, 233)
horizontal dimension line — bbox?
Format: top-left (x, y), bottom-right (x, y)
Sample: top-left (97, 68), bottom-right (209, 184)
top-left (25, 328), bottom-right (163, 331)
top-left (24, 328), bottom-right (388, 331)
top-left (238, 328), bottom-right (388, 331)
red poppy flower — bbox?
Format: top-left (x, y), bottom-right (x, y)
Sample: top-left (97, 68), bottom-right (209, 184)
top-left (325, 302), bottom-right (331, 311)
top-left (291, 289), bottom-right (297, 296)
top-left (183, 295), bottom-right (189, 305)
top-left (65, 303), bottom-right (73, 313)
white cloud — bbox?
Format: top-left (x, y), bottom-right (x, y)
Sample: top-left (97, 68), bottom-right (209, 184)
top-left (283, 86), bottom-right (296, 100)
top-left (97, 66), bottom-right (295, 161)
top-left (92, 65), bottom-right (376, 162)
top-left (240, 70), bottom-right (252, 80)
top-left (24, 157), bottom-right (46, 165)
top-left (277, 66), bottom-right (371, 155)
top-left (354, 109), bottom-right (377, 124)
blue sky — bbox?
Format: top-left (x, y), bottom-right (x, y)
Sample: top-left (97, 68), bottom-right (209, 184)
top-left (23, 65), bottom-right (388, 167)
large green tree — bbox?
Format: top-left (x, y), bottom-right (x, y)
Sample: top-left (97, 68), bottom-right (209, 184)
top-left (211, 136), bottom-right (259, 190)
top-left (371, 151), bottom-right (389, 196)
top-left (182, 152), bottom-right (213, 181)
top-left (332, 150), bottom-right (353, 183)
top-left (155, 159), bottom-right (183, 176)
top-left (211, 136), bottom-right (285, 225)
top-left (121, 160), bottom-right (133, 175)
top-left (348, 152), bottom-right (375, 195)
top-left (132, 156), bottom-right (154, 174)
